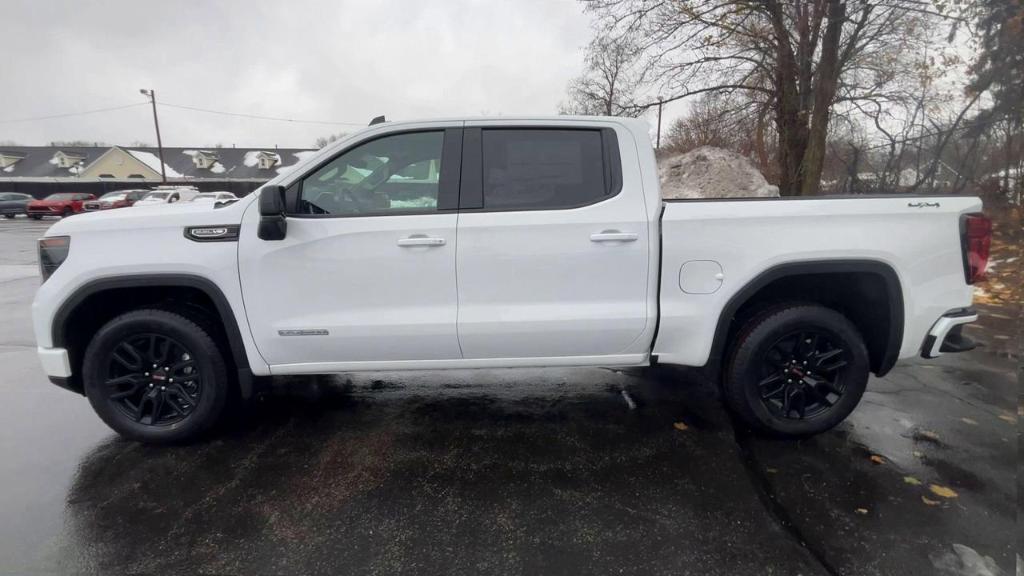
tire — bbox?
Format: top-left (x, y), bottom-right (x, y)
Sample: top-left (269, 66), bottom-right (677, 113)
top-left (3, 214), bottom-right (13, 219)
top-left (30, 214), bottom-right (42, 220)
top-left (723, 304), bottom-right (869, 437)
top-left (83, 309), bottom-right (230, 444)
top-left (61, 208), bottom-right (73, 218)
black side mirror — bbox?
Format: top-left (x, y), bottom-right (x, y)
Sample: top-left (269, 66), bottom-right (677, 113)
top-left (257, 185), bottom-right (287, 241)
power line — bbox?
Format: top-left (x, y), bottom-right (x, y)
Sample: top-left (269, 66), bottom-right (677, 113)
top-left (0, 103), bottom-right (147, 124)
top-left (157, 102), bottom-right (366, 127)
top-left (0, 101), bottom-right (367, 127)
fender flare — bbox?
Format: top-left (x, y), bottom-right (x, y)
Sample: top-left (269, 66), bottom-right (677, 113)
top-left (705, 259), bottom-right (904, 377)
top-left (52, 274), bottom-right (258, 398)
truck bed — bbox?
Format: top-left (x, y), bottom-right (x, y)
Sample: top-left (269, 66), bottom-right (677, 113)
top-left (653, 194), bottom-right (981, 369)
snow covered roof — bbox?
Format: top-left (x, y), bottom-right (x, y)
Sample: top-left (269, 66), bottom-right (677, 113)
top-left (0, 145), bottom-right (316, 180)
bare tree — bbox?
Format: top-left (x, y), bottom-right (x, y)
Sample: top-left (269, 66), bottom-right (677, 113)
top-left (583, 0), bottom-right (960, 195)
top-left (661, 92), bottom-right (775, 172)
top-left (314, 132), bottom-right (348, 149)
top-left (560, 36), bottom-right (644, 117)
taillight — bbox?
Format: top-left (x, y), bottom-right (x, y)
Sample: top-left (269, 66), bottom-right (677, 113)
top-left (38, 236), bottom-right (71, 282)
top-left (962, 213), bottom-right (991, 284)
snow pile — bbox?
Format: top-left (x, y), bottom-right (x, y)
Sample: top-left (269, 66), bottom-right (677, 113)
top-left (128, 150), bottom-right (183, 178)
top-left (658, 146), bottom-right (778, 199)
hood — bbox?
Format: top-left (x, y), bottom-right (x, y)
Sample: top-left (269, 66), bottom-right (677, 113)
top-left (44, 194), bottom-right (253, 237)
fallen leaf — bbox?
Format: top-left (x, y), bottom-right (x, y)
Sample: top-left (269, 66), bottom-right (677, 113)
top-left (921, 495), bottom-right (941, 506)
top-left (997, 414), bottom-right (1016, 424)
top-left (672, 422), bottom-right (689, 432)
top-left (855, 508), bottom-right (869, 515)
top-left (765, 467), bottom-right (778, 474)
top-left (903, 476), bottom-right (922, 486)
top-left (929, 484), bottom-right (959, 499)
top-left (960, 417), bottom-right (978, 425)
top-left (919, 430), bottom-right (940, 441)
top-left (869, 454), bottom-right (886, 465)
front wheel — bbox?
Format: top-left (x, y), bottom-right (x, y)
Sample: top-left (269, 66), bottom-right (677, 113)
top-left (30, 214), bottom-right (42, 220)
top-left (83, 309), bottom-right (230, 443)
top-left (723, 304), bottom-right (869, 437)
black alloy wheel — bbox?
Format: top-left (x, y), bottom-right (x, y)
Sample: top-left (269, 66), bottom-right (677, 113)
top-left (83, 309), bottom-right (229, 443)
top-left (723, 304), bottom-right (870, 437)
top-left (756, 330), bottom-right (848, 420)
top-left (104, 333), bottom-right (202, 426)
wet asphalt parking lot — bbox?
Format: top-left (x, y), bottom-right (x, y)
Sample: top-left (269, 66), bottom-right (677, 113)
top-left (0, 217), bottom-right (1019, 575)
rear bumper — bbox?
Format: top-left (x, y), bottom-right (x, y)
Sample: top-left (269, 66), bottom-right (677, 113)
top-left (921, 308), bottom-right (977, 359)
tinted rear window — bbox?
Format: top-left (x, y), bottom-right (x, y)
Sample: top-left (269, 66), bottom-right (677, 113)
top-left (481, 129), bottom-right (607, 210)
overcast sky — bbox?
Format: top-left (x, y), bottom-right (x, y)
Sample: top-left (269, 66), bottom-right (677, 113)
top-left (0, 0), bottom-right (636, 148)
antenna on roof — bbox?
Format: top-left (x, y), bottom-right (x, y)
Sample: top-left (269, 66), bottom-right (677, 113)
top-left (369, 115), bottom-right (386, 126)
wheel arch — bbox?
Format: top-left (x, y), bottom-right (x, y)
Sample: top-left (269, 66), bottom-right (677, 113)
top-left (52, 274), bottom-right (256, 397)
top-left (707, 260), bottom-right (904, 378)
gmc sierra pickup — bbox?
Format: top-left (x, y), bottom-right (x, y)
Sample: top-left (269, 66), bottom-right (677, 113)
top-left (32, 117), bottom-right (991, 443)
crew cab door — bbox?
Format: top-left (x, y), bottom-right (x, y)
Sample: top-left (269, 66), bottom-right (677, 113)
top-left (455, 123), bottom-right (650, 358)
top-left (238, 127), bottom-right (464, 368)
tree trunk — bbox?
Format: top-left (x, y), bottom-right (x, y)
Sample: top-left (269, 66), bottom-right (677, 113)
top-left (765, 0), bottom-right (806, 196)
top-left (798, 0), bottom-right (845, 196)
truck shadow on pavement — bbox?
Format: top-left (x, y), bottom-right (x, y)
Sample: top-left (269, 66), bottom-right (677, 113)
top-left (59, 361), bottom-right (1016, 576)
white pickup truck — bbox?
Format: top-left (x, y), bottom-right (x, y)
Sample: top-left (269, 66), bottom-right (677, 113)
top-left (32, 117), bottom-right (991, 443)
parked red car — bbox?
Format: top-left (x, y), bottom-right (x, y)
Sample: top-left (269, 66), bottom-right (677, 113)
top-left (82, 189), bottom-right (149, 211)
top-left (26, 193), bottom-right (96, 219)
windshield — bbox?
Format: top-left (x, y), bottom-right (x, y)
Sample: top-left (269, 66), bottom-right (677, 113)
top-left (99, 193), bottom-right (126, 201)
top-left (142, 192), bottom-right (169, 200)
top-left (44, 193), bottom-right (74, 201)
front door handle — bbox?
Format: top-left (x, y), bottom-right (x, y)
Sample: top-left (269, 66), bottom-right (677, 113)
top-left (590, 231), bottom-right (638, 243)
top-left (397, 236), bottom-right (446, 247)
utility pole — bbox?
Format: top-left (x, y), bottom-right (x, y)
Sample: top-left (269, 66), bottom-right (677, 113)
top-left (656, 97), bottom-right (664, 150)
top-left (139, 89), bottom-right (167, 183)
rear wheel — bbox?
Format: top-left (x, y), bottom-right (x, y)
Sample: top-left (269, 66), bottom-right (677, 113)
top-left (723, 304), bottom-right (869, 437)
top-left (3, 214), bottom-right (13, 219)
top-left (61, 207), bottom-right (73, 218)
top-left (83, 309), bottom-right (229, 444)
top-left (30, 214), bottom-right (42, 220)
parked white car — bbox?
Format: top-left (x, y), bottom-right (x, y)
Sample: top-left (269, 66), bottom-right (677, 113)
top-left (133, 187), bottom-right (200, 207)
top-left (190, 192), bottom-right (238, 204)
top-left (31, 116), bottom-right (990, 444)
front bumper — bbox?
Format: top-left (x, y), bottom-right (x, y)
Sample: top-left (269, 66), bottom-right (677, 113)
top-left (37, 346), bottom-right (72, 378)
top-left (27, 207), bottom-right (61, 215)
top-left (921, 308), bottom-right (978, 359)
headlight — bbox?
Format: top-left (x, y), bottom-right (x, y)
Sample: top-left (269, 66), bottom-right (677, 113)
top-left (38, 236), bottom-right (70, 282)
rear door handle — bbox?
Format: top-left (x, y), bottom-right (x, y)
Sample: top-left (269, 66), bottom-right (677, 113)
top-left (397, 236), bottom-right (446, 247)
top-left (590, 231), bottom-right (638, 243)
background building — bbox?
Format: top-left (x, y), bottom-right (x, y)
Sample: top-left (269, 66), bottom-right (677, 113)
top-left (0, 145), bottom-right (316, 197)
